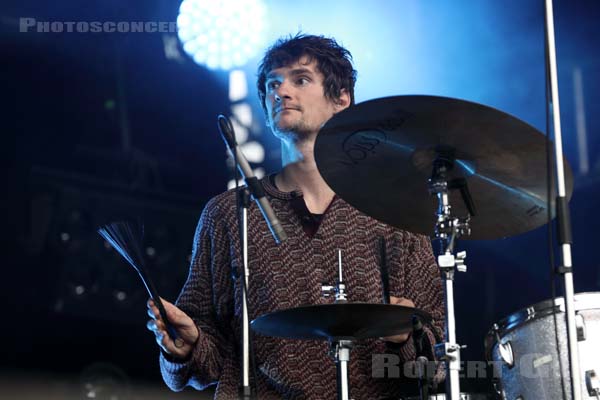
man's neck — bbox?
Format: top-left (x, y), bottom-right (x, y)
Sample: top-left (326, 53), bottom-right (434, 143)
top-left (275, 135), bottom-right (335, 214)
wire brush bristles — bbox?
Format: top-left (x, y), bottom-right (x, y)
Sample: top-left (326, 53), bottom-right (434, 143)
top-left (98, 221), bottom-right (181, 344)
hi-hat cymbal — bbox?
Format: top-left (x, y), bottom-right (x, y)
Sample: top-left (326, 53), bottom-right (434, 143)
top-left (251, 303), bottom-right (431, 340)
top-left (315, 95), bottom-right (573, 240)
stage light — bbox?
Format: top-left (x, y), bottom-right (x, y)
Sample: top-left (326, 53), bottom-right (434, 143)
top-left (240, 141), bottom-right (265, 163)
top-left (229, 70), bottom-right (248, 101)
top-left (177, 0), bottom-right (268, 71)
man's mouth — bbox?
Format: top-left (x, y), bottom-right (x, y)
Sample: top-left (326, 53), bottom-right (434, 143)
top-left (275, 106), bottom-right (300, 114)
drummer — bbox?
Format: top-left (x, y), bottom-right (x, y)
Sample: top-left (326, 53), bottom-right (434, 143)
top-left (146, 33), bottom-right (446, 399)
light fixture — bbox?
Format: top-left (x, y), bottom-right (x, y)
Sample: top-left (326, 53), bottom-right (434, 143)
top-left (177, 0), bottom-right (268, 71)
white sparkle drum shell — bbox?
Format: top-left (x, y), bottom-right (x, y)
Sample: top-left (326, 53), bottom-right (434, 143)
top-left (485, 292), bottom-right (600, 399)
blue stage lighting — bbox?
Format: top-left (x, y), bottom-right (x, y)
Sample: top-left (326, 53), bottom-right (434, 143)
top-left (177, 0), bottom-right (267, 71)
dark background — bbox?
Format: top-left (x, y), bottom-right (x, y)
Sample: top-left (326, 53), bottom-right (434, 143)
top-left (2, 0), bottom-right (599, 398)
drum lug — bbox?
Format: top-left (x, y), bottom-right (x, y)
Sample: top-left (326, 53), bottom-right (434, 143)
top-left (498, 341), bottom-right (514, 369)
top-left (575, 313), bottom-right (586, 341)
top-left (586, 369), bottom-right (600, 396)
top-left (491, 323), bottom-right (514, 368)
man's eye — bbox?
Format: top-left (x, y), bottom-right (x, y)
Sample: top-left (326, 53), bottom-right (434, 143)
top-left (297, 77), bottom-right (310, 85)
top-left (267, 81), bottom-right (280, 90)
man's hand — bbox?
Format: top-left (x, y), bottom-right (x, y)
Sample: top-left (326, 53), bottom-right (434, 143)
top-left (146, 298), bottom-right (199, 360)
top-left (381, 296), bottom-right (415, 344)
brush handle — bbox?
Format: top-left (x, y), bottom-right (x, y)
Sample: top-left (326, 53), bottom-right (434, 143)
top-left (153, 296), bottom-right (181, 345)
top-left (138, 268), bottom-right (182, 344)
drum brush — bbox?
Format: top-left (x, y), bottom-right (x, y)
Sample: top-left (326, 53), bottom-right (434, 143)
top-left (98, 221), bottom-right (181, 345)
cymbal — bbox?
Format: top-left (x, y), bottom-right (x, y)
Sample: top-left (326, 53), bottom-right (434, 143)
top-left (315, 95), bottom-right (573, 240)
top-left (251, 303), bottom-right (431, 340)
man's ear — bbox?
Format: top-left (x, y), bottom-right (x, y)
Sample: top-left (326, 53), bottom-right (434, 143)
top-left (334, 88), bottom-right (351, 112)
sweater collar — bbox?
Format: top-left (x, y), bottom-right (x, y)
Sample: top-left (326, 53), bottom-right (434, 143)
top-left (262, 173), bottom-right (303, 200)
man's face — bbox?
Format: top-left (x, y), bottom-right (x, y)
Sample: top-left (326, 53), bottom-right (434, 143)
top-left (264, 56), bottom-right (348, 139)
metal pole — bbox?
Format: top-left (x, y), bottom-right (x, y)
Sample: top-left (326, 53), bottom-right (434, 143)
top-left (335, 341), bottom-right (351, 400)
top-left (242, 206), bottom-right (251, 395)
top-left (545, 1), bottom-right (581, 398)
top-left (237, 188), bottom-right (253, 399)
top-left (430, 173), bottom-right (465, 400)
top-left (444, 274), bottom-right (461, 400)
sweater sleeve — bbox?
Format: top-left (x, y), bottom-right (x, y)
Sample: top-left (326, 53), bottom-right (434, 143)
top-left (387, 231), bottom-right (446, 384)
top-left (401, 232), bottom-right (445, 357)
top-left (159, 197), bottom-right (236, 391)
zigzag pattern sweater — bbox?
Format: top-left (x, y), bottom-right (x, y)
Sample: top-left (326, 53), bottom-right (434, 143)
top-left (159, 177), bottom-right (445, 399)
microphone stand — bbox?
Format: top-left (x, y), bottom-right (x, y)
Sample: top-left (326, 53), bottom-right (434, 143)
top-left (237, 186), bottom-right (254, 400)
top-left (218, 114), bottom-right (287, 399)
top-left (217, 115), bottom-right (256, 399)
top-left (544, 1), bottom-right (581, 398)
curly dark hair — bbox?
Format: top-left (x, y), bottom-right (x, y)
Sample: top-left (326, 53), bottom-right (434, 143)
top-left (256, 33), bottom-right (357, 115)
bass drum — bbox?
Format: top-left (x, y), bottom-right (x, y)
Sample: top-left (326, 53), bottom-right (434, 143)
top-left (485, 292), bottom-right (600, 399)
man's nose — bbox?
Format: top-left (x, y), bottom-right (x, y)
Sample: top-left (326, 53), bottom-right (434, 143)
top-left (274, 81), bottom-right (291, 101)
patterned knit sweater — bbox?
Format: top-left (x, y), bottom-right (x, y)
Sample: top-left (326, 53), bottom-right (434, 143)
top-left (159, 176), bottom-right (445, 399)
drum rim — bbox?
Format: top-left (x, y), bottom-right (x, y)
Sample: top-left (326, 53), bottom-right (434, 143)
top-left (484, 291), bottom-right (600, 358)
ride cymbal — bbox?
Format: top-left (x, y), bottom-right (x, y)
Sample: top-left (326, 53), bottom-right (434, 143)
top-left (315, 95), bottom-right (573, 240)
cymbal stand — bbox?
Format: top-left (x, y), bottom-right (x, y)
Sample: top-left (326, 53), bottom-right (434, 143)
top-left (428, 151), bottom-right (471, 400)
top-left (545, 1), bottom-right (581, 398)
top-left (323, 250), bottom-right (351, 400)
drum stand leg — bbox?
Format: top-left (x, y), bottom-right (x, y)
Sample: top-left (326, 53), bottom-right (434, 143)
top-left (331, 339), bottom-right (353, 400)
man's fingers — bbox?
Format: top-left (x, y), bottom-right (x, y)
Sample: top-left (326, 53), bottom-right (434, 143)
top-left (147, 305), bottom-right (159, 319)
top-left (383, 333), bottom-right (410, 343)
top-left (155, 331), bottom-right (168, 351)
top-left (147, 299), bottom-right (161, 319)
top-left (146, 319), bottom-right (159, 333)
top-left (162, 301), bottom-right (182, 323)
top-left (390, 296), bottom-right (406, 304)
top-left (147, 320), bottom-right (175, 353)
top-left (147, 320), bottom-right (166, 347)
top-left (390, 296), bottom-right (415, 308)
top-left (146, 297), bottom-right (198, 359)
top-left (156, 319), bottom-right (167, 332)
top-left (146, 319), bottom-right (168, 333)
top-left (147, 297), bottom-right (181, 324)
